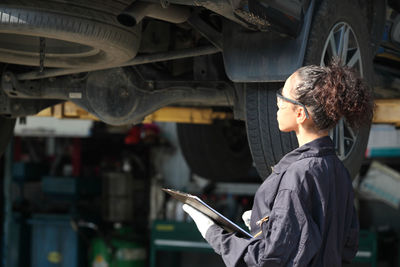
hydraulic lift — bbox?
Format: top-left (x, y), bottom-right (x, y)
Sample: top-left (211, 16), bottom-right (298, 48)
top-left (35, 99), bottom-right (400, 125)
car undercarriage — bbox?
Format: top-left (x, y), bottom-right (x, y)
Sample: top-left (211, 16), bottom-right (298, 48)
top-left (0, 0), bottom-right (399, 181)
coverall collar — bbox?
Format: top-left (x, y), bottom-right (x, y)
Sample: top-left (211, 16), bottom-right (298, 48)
top-left (272, 135), bottom-right (336, 174)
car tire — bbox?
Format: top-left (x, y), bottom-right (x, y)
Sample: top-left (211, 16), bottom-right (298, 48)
top-left (177, 120), bottom-right (255, 182)
top-left (303, 0), bottom-right (373, 179)
top-left (0, 0), bottom-right (140, 68)
top-left (245, 82), bottom-right (298, 180)
top-left (245, 0), bottom-right (373, 179)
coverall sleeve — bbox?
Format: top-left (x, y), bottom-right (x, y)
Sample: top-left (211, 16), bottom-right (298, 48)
top-left (342, 206), bottom-right (359, 262)
top-left (205, 189), bottom-right (322, 267)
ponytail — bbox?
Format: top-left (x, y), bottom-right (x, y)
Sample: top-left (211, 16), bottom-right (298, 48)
top-left (294, 59), bottom-right (374, 131)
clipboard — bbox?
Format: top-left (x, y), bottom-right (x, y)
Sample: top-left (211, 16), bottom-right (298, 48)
top-left (162, 188), bottom-right (253, 238)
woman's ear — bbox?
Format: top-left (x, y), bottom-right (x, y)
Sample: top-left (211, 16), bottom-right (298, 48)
top-left (296, 106), bottom-right (308, 124)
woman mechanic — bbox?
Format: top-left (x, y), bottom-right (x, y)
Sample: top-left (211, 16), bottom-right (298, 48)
top-left (182, 60), bottom-right (374, 266)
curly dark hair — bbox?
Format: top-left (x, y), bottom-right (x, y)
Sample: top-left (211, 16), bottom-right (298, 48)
top-left (294, 59), bottom-right (374, 131)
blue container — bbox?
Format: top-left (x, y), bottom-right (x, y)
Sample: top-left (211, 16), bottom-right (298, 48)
top-left (28, 214), bottom-right (78, 267)
top-left (6, 213), bottom-right (31, 267)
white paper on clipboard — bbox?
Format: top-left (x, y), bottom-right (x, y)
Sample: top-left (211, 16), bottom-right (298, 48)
top-left (163, 188), bottom-right (253, 239)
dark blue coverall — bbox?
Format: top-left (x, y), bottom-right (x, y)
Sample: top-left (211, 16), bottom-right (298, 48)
top-left (205, 136), bottom-right (359, 266)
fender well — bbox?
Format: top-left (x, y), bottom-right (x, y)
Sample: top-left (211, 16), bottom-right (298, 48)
top-left (221, 0), bottom-right (316, 82)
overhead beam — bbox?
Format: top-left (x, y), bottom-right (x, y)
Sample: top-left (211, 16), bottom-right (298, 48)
top-left (36, 102), bottom-right (233, 124)
top-left (373, 99), bottom-right (400, 126)
top-left (36, 98), bottom-right (400, 125)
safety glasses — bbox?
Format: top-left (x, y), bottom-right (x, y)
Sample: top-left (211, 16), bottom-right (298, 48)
top-left (276, 88), bottom-right (310, 119)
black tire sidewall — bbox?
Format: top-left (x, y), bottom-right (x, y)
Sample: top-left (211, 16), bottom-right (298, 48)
top-left (0, 2), bottom-right (140, 68)
top-left (177, 121), bottom-right (254, 182)
top-left (245, 83), bottom-right (298, 180)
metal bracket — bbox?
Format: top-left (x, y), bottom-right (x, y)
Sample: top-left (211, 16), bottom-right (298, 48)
top-left (187, 15), bottom-right (223, 50)
top-left (1, 72), bottom-right (82, 100)
top-left (1, 72), bottom-right (20, 98)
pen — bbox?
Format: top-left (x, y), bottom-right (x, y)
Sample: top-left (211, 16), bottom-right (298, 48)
top-left (253, 216), bottom-right (269, 238)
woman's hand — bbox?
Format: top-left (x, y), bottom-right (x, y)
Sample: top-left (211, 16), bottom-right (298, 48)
top-left (182, 204), bottom-right (215, 238)
top-left (242, 210), bottom-right (252, 230)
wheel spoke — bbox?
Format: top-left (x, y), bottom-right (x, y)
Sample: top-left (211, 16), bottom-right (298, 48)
top-left (337, 26), bottom-right (345, 58)
top-left (329, 34), bottom-right (338, 58)
top-left (339, 25), bottom-right (350, 63)
top-left (347, 49), bottom-right (360, 68)
top-left (346, 123), bottom-right (356, 140)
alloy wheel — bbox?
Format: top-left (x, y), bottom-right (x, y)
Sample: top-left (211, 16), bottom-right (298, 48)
top-left (321, 22), bottom-right (362, 160)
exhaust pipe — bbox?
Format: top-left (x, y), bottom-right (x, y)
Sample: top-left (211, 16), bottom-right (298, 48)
top-left (117, 2), bottom-right (191, 27)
